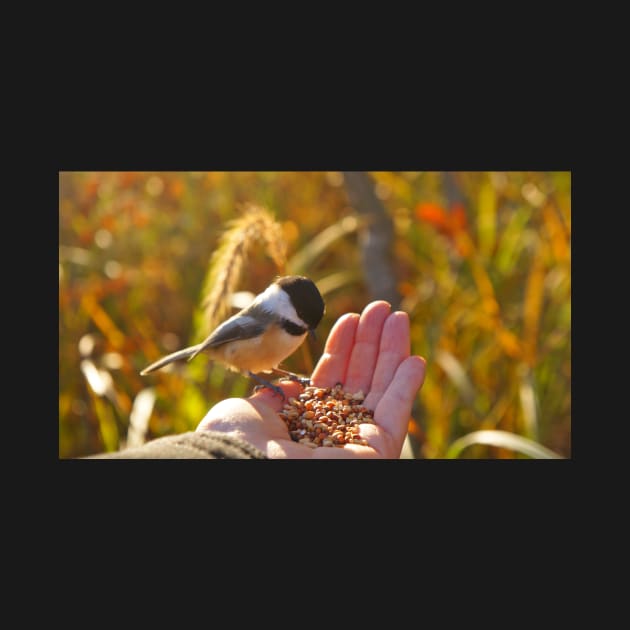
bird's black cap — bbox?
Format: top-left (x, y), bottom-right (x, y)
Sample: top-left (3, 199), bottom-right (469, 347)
top-left (276, 275), bottom-right (325, 330)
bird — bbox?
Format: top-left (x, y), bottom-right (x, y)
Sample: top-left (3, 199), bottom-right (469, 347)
top-left (140, 275), bottom-right (325, 397)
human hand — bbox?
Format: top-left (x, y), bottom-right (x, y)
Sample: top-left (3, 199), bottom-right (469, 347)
top-left (196, 300), bottom-right (427, 458)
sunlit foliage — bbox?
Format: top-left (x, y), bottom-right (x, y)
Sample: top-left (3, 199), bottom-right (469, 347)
top-left (59, 172), bottom-right (570, 458)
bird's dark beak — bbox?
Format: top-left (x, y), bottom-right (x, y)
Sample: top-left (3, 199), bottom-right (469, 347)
top-left (309, 328), bottom-right (317, 342)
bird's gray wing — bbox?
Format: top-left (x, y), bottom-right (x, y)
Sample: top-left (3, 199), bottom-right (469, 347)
top-left (199, 314), bottom-right (266, 350)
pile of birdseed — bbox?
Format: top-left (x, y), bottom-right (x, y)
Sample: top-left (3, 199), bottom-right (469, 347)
top-left (279, 384), bottom-right (374, 448)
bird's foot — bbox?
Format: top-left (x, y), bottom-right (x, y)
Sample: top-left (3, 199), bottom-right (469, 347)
top-left (272, 368), bottom-right (311, 387)
top-left (248, 372), bottom-right (285, 399)
top-left (290, 374), bottom-right (311, 387)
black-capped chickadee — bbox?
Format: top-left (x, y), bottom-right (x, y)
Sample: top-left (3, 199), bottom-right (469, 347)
top-left (140, 275), bottom-right (325, 396)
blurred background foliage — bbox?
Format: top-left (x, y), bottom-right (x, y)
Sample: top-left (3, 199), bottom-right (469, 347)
top-left (59, 171), bottom-right (571, 459)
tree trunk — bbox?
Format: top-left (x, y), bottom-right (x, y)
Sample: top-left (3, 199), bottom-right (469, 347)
top-left (342, 172), bottom-right (400, 309)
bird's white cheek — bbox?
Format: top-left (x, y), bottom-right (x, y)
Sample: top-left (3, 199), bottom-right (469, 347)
top-left (256, 283), bottom-right (307, 328)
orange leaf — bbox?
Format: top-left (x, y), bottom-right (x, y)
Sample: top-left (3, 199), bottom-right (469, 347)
top-left (407, 418), bottom-right (424, 441)
top-left (416, 202), bottom-right (449, 230)
top-left (119, 172), bottom-right (140, 188)
top-left (132, 209), bottom-right (150, 228)
top-left (168, 178), bottom-right (185, 200)
top-left (450, 202), bottom-right (468, 232)
top-left (101, 214), bottom-right (117, 231)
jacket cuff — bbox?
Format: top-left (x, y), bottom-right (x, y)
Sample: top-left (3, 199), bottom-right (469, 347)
top-left (85, 430), bottom-right (268, 459)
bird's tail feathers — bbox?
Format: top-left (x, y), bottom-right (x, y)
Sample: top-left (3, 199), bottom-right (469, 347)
top-left (140, 344), bottom-right (202, 375)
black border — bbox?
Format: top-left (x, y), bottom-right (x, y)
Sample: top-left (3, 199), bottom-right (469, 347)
top-left (52, 105), bottom-right (575, 526)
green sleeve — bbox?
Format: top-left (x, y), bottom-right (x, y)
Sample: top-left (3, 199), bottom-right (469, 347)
top-left (84, 430), bottom-right (267, 459)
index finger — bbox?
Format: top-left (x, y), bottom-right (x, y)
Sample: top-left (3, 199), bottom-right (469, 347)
top-left (310, 312), bottom-right (359, 388)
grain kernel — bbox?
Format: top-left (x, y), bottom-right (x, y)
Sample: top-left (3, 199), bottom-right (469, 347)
top-left (281, 384), bottom-right (375, 448)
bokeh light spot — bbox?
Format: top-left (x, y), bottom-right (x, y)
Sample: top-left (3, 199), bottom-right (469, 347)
top-left (104, 260), bottom-right (122, 278)
top-left (78, 333), bottom-right (96, 357)
top-left (94, 229), bottom-right (113, 249)
top-left (325, 172), bottom-right (345, 187)
top-left (146, 176), bottom-right (165, 197)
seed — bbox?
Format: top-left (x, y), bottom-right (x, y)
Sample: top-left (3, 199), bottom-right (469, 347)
top-left (280, 384), bottom-right (375, 449)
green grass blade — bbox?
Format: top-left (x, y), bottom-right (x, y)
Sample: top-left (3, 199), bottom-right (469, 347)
top-left (287, 215), bottom-right (361, 274)
top-left (435, 349), bottom-right (476, 404)
top-left (315, 270), bottom-right (361, 297)
top-left (445, 430), bottom-right (564, 459)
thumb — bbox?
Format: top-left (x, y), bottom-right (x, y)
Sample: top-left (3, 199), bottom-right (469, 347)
top-left (248, 379), bottom-right (304, 411)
